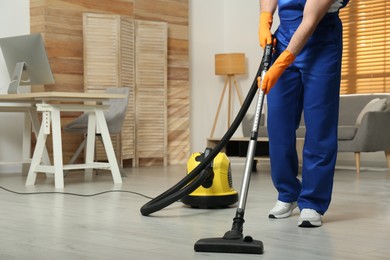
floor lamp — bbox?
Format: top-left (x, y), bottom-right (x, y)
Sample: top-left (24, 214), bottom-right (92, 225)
top-left (210, 53), bottom-right (246, 138)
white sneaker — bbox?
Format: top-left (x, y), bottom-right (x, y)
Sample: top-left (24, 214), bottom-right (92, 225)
top-left (298, 209), bottom-right (322, 227)
top-left (268, 200), bottom-right (297, 219)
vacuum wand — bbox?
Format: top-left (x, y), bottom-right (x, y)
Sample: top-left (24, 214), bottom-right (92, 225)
top-left (238, 43), bottom-right (272, 211)
top-left (194, 42), bottom-right (273, 254)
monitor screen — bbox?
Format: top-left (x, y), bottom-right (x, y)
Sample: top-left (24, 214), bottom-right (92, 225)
top-left (0, 33), bottom-right (55, 93)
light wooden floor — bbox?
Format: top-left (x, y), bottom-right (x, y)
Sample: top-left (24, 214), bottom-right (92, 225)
top-left (0, 161), bottom-right (389, 260)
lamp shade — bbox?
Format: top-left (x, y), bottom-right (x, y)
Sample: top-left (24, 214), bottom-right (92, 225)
top-left (215, 53), bottom-right (246, 75)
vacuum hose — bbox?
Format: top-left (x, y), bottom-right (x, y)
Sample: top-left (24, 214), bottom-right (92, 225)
top-left (140, 60), bottom-right (265, 216)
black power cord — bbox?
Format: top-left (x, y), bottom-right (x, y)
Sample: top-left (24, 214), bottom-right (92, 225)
top-left (0, 185), bottom-right (154, 200)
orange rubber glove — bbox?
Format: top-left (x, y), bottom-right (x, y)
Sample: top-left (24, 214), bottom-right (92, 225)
top-left (258, 12), bottom-right (273, 48)
top-left (257, 50), bottom-right (296, 94)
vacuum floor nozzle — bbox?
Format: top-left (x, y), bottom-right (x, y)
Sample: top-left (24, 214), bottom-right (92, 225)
top-left (193, 42), bottom-right (273, 256)
top-left (194, 236), bottom-right (264, 254)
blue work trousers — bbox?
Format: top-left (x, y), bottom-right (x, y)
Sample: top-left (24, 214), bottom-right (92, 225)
top-left (267, 15), bottom-right (343, 214)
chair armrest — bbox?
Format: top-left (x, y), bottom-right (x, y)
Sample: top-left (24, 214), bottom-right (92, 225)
top-left (352, 110), bottom-right (390, 151)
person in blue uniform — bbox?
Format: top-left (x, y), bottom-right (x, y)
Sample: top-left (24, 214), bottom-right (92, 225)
top-left (258, 0), bottom-right (349, 227)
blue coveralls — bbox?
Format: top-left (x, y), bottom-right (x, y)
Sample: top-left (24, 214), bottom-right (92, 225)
top-left (267, 0), bottom-right (349, 214)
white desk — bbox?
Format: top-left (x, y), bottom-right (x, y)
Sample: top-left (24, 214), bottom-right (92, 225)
top-left (0, 92), bottom-right (126, 189)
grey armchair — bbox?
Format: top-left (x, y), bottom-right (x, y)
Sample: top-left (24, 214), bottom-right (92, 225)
top-left (337, 94), bottom-right (390, 173)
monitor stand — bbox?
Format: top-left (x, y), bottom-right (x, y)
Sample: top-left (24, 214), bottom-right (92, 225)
top-left (8, 61), bottom-right (28, 94)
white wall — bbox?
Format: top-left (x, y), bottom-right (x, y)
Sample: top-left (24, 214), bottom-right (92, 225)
top-left (0, 0), bottom-right (30, 172)
top-left (189, 0), bottom-right (261, 153)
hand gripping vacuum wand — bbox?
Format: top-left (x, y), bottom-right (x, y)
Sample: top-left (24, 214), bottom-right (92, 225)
top-left (194, 42), bottom-right (273, 254)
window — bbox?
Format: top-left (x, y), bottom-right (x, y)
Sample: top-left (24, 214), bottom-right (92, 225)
top-left (339, 1), bottom-right (390, 94)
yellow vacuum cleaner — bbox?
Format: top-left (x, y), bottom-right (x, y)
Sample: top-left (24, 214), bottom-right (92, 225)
top-left (181, 148), bottom-right (238, 208)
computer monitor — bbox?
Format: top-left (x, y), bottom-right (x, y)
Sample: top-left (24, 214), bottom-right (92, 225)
top-left (0, 33), bottom-right (55, 94)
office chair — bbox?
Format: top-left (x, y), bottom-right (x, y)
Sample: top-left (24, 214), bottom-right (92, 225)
top-left (64, 87), bottom-right (129, 176)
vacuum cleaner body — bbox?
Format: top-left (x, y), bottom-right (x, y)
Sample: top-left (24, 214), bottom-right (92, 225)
top-left (181, 151), bottom-right (238, 208)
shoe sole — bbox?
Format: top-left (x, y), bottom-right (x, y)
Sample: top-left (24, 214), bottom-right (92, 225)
top-left (268, 212), bottom-right (291, 219)
top-left (298, 220), bottom-right (322, 228)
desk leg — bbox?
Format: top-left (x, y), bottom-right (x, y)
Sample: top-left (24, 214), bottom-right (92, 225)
top-left (22, 112), bottom-right (31, 175)
top-left (84, 112), bottom-right (96, 181)
top-left (30, 110), bottom-right (51, 176)
top-left (51, 107), bottom-right (64, 189)
top-left (95, 110), bottom-right (122, 184)
top-left (26, 112), bottom-right (49, 186)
